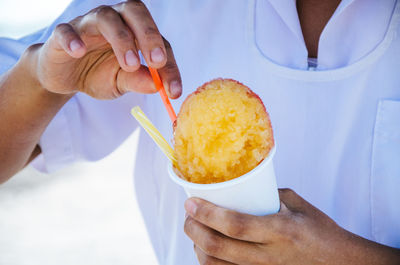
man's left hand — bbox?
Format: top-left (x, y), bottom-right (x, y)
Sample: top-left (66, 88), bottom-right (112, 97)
top-left (184, 188), bottom-right (398, 265)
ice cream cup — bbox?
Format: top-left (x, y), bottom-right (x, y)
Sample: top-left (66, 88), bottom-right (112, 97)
top-left (167, 146), bottom-right (280, 216)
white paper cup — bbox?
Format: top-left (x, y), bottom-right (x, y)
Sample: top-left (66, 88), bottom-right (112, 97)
top-left (167, 146), bottom-right (280, 216)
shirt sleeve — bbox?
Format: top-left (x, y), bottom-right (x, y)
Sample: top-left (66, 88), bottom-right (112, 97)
top-left (32, 92), bottom-right (146, 173)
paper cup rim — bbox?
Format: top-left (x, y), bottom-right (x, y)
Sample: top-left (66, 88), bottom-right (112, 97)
top-left (167, 145), bottom-right (276, 190)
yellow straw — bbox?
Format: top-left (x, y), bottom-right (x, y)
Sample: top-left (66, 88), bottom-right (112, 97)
top-left (131, 106), bottom-right (177, 166)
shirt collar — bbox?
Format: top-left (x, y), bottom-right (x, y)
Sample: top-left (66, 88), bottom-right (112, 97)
top-left (333, 0), bottom-right (357, 16)
top-left (266, 0), bottom-right (357, 42)
top-left (258, 0), bottom-right (396, 69)
top-left (266, 0), bottom-right (304, 44)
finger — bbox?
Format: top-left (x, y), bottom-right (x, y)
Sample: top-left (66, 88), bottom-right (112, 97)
top-left (117, 1), bottom-right (167, 68)
top-left (184, 217), bottom-right (262, 265)
top-left (96, 6), bottom-right (140, 72)
top-left (116, 65), bottom-right (157, 95)
top-left (279, 188), bottom-right (332, 223)
top-left (157, 38), bottom-right (182, 99)
top-left (185, 198), bottom-right (269, 242)
top-left (194, 245), bottom-right (237, 265)
top-left (53, 23), bottom-right (87, 58)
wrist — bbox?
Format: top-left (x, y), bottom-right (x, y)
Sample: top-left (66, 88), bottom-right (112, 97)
top-left (338, 229), bottom-right (400, 265)
top-left (17, 43), bottom-right (75, 101)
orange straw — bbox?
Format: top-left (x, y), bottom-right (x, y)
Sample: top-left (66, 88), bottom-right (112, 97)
top-left (148, 67), bottom-right (177, 123)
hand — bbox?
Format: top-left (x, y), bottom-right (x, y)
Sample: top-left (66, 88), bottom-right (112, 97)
top-left (184, 189), bottom-right (400, 265)
top-left (30, 0), bottom-right (181, 99)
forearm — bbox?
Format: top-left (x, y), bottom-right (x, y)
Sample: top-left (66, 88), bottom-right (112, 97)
top-left (0, 44), bottom-right (73, 182)
top-left (341, 231), bottom-right (400, 265)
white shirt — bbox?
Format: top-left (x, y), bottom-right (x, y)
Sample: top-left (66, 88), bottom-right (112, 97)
top-left (1, 0), bottom-right (399, 264)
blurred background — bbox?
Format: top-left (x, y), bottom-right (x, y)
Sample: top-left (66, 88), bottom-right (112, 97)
top-left (0, 1), bottom-right (158, 264)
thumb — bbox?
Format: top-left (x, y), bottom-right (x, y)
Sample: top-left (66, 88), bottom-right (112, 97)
top-left (116, 66), bottom-right (158, 95)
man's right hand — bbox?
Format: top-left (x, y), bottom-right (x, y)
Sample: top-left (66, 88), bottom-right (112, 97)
top-left (0, 0), bottom-right (182, 182)
top-left (33, 0), bottom-right (182, 99)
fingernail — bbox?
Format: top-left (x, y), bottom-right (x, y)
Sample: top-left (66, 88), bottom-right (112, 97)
top-left (125, 50), bottom-right (139, 67)
top-left (150, 47), bottom-right (165, 63)
top-left (185, 199), bottom-right (198, 216)
top-left (170, 80), bottom-right (182, 98)
top-left (69, 40), bottom-right (82, 52)
top-left (184, 212), bottom-right (189, 219)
